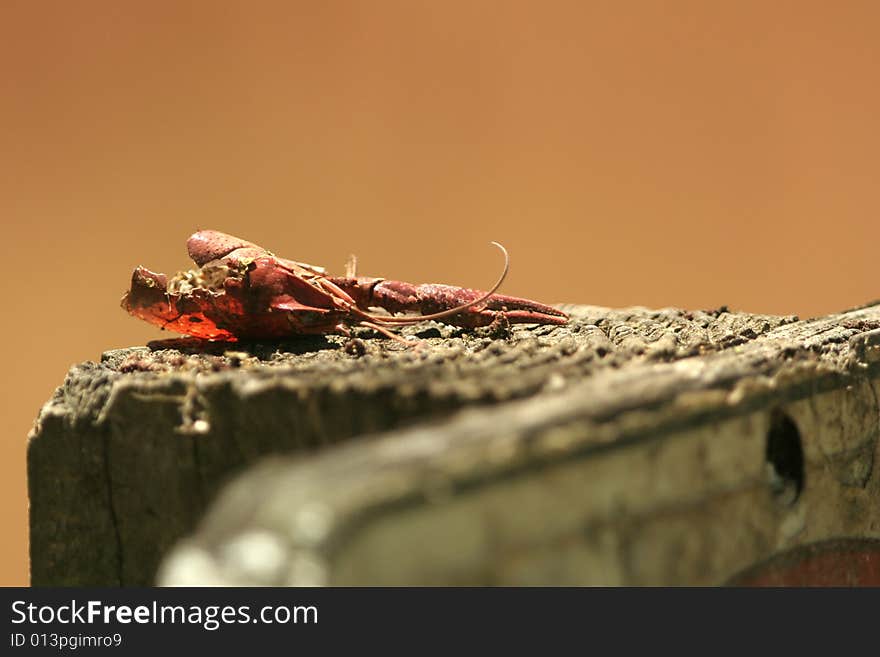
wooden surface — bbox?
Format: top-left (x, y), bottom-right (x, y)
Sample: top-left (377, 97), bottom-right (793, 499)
top-left (28, 303), bottom-right (880, 585)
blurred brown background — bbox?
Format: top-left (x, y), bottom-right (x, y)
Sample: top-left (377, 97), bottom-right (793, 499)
top-left (2, 1), bottom-right (878, 585)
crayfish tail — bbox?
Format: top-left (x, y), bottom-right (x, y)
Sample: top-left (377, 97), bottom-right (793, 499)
top-left (337, 278), bottom-right (568, 328)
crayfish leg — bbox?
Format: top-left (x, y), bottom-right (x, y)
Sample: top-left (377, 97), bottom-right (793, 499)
top-left (344, 254), bottom-right (358, 278)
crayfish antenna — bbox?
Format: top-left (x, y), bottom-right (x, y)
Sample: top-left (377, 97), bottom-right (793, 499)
top-left (360, 241), bottom-right (510, 325)
top-left (358, 321), bottom-right (423, 347)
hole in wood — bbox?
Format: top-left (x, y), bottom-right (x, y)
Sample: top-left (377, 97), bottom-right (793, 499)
top-left (765, 410), bottom-right (805, 506)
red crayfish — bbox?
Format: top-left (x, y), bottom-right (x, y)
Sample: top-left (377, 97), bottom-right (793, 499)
top-left (122, 230), bottom-right (568, 342)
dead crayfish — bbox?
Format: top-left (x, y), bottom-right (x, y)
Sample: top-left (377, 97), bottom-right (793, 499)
top-left (122, 230), bottom-right (568, 342)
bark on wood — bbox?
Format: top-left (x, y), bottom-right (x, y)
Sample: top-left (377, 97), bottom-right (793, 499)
top-left (27, 303), bottom-right (880, 585)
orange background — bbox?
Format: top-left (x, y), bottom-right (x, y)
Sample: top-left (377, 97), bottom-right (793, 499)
top-left (1, 1), bottom-right (878, 585)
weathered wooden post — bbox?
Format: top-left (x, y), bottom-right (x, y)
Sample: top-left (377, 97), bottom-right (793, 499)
top-left (28, 303), bottom-right (880, 585)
